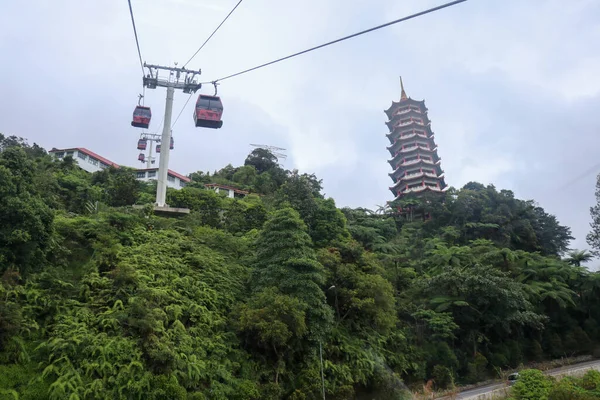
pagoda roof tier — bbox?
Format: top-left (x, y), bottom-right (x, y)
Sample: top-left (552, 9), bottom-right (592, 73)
top-left (388, 146), bottom-right (439, 162)
top-left (390, 185), bottom-right (448, 200)
top-left (384, 98), bottom-right (427, 120)
top-left (389, 172), bottom-right (446, 189)
top-left (388, 149), bottom-right (440, 165)
top-left (388, 163), bottom-right (444, 180)
top-left (387, 127), bottom-right (434, 144)
top-left (387, 136), bottom-right (436, 154)
top-left (386, 109), bottom-right (430, 126)
top-left (387, 139), bottom-right (436, 156)
top-left (386, 122), bottom-right (433, 138)
top-left (385, 117), bottom-right (430, 132)
top-left (388, 158), bottom-right (442, 176)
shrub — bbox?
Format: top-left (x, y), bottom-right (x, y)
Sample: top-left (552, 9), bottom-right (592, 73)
top-left (432, 365), bottom-right (454, 390)
top-left (512, 369), bottom-right (552, 400)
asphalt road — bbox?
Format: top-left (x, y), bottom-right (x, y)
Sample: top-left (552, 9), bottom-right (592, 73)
top-left (441, 359), bottom-right (600, 400)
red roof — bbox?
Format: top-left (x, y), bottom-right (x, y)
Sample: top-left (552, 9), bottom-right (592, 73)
top-left (136, 168), bottom-right (191, 182)
top-left (49, 146), bottom-right (191, 182)
top-left (49, 147), bottom-right (120, 168)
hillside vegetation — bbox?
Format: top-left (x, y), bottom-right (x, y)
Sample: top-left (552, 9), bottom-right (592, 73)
top-left (1, 133), bottom-right (600, 399)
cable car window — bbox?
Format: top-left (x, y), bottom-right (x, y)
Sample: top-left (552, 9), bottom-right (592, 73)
top-left (197, 97), bottom-right (211, 108)
top-left (209, 100), bottom-right (223, 110)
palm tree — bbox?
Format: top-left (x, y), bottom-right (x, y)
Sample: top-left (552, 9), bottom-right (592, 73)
top-left (564, 249), bottom-right (594, 267)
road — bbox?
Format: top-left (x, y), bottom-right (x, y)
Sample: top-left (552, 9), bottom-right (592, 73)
top-left (440, 359), bottom-right (600, 400)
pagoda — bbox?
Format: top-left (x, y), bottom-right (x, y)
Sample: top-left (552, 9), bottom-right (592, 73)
top-left (385, 78), bottom-right (447, 201)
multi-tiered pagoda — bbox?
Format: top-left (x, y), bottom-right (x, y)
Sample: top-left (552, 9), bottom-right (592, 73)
top-left (385, 78), bottom-right (447, 201)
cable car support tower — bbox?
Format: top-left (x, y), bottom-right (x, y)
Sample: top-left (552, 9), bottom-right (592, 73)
top-left (143, 62), bottom-right (202, 211)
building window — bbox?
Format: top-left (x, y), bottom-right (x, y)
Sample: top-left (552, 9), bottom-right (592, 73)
top-left (137, 171), bottom-right (146, 178)
top-left (179, 181), bottom-right (186, 187)
top-left (77, 152), bottom-right (87, 160)
top-left (167, 175), bottom-right (175, 183)
top-left (66, 151), bottom-right (74, 157)
top-left (89, 158), bottom-right (98, 166)
top-left (148, 170), bottom-right (156, 178)
top-left (55, 152), bottom-right (64, 158)
top-left (99, 163), bottom-right (108, 169)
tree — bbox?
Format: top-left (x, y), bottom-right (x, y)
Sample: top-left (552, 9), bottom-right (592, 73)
top-left (244, 148), bottom-right (279, 174)
top-left (565, 249), bottom-right (593, 267)
top-left (91, 166), bottom-right (141, 207)
top-left (588, 173), bottom-right (600, 255)
top-left (0, 147), bottom-right (54, 275)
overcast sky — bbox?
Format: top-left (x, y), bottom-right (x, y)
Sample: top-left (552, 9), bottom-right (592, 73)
top-left (1, 0), bottom-right (599, 257)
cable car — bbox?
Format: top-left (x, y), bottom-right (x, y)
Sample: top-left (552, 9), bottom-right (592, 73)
top-left (137, 139), bottom-right (147, 150)
top-left (138, 153), bottom-right (145, 162)
top-left (170, 137), bottom-right (174, 149)
top-left (131, 106), bottom-right (152, 129)
top-left (194, 95), bottom-right (223, 129)
top-left (156, 144), bottom-right (161, 153)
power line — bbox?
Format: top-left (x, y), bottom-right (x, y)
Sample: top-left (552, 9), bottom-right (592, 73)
top-left (204, 0), bottom-right (467, 83)
top-left (183, 0), bottom-right (244, 68)
top-left (127, 0), bottom-right (145, 76)
top-left (171, 93), bottom-right (194, 129)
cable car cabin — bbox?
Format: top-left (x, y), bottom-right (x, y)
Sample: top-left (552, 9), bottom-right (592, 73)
top-left (170, 137), bottom-right (174, 149)
top-left (137, 139), bottom-right (147, 150)
top-left (156, 144), bottom-right (161, 153)
top-left (138, 153), bottom-right (145, 162)
top-left (131, 106), bottom-right (152, 129)
top-left (194, 95), bottom-right (223, 129)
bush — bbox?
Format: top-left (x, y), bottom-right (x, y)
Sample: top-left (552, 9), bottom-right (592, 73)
top-left (581, 369), bottom-right (600, 391)
top-left (512, 369), bottom-right (552, 400)
top-left (466, 353), bottom-right (488, 383)
top-left (432, 365), bottom-right (454, 389)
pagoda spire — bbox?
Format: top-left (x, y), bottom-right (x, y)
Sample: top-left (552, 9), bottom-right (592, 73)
top-left (400, 76), bottom-right (408, 100)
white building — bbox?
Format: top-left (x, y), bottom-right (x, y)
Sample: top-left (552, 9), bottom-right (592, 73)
top-left (49, 147), bottom-right (120, 173)
top-left (204, 183), bottom-right (249, 199)
top-left (135, 168), bottom-right (190, 189)
top-left (49, 147), bottom-right (190, 190)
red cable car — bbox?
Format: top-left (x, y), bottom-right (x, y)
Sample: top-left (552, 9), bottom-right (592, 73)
top-left (138, 153), bottom-right (145, 162)
top-left (193, 95), bottom-right (223, 129)
top-left (156, 144), bottom-right (161, 153)
top-left (131, 106), bottom-right (152, 129)
top-left (170, 137), bottom-right (174, 149)
top-left (137, 139), bottom-right (147, 150)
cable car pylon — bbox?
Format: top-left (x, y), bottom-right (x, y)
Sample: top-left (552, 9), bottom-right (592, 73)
top-left (142, 62), bottom-right (202, 211)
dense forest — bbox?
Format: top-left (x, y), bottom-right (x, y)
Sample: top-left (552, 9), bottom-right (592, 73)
top-left (1, 133), bottom-right (600, 399)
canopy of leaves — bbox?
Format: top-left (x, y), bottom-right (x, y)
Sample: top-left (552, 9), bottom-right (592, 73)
top-left (0, 135), bottom-right (598, 399)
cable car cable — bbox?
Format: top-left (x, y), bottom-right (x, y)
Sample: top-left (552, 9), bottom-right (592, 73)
top-left (203, 0), bottom-right (467, 84)
top-left (171, 93), bottom-right (194, 129)
top-left (183, 0), bottom-right (244, 68)
top-left (127, 0), bottom-right (145, 76)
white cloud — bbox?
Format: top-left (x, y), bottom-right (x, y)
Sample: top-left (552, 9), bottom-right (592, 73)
top-left (1, 0), bottom-right (599, 250)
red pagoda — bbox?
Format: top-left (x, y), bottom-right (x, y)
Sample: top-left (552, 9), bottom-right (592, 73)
top-left (385, 78), bottom-right (447, 201)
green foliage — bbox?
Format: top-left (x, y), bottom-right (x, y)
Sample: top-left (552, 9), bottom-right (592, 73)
top-left (1, 138), bottom-right (600, 399)
top-left (588, 173), bottom-right (600, 255)
top-left (0, 147), bottom-right (54, 275)
top-left (512, 369), bottom-right (553, 400)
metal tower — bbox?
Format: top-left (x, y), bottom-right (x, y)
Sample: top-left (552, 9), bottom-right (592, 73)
top-left (142, 62), bottom-right (201, 209)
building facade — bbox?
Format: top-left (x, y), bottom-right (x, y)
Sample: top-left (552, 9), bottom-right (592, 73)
top-left (385, 79), bottom-right (447, 201)
top-left (49, 147), bottom-right (190, 190)
top-left (204, 183), bottom-right (249, 199)
top-left (49, 147), bottom-right (120, 173)
top-left (136, 168), bottom-right (190, 189)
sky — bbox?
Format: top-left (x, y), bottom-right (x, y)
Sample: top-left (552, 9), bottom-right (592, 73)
top-left (1, 0), bottom-right (600, 260)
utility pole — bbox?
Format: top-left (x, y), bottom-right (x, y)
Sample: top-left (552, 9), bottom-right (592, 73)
top-left (143, 62), bottom-right (201, 209)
